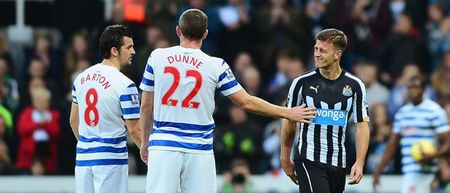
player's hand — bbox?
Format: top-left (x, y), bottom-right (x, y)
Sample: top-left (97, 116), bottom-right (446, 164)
top-left (417, 153), bottom-right (435, 164)
top-left (140, 144), bottom-right (148, 165)
top-left (280, 156), bottom-right (298, 185)
top-left (288, 104), bottom-right (316, 124)
top-left (348, 161), bottom-right (363, 185)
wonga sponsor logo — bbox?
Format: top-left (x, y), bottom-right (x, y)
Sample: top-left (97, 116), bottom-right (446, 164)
top-left (313, 108), bottom-right (348, 126)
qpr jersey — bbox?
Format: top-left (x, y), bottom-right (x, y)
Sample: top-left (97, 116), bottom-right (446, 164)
top-left (72, 64), bottom-right (140, 166)
top-left (286, 69), bottom-right (369, 168)
top-left (393, 99), bottom-right (449, 174)
top-left (140, 46), bottom-right (242, 154)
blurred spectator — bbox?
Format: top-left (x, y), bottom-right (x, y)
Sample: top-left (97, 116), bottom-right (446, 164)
top-left (0, 139), bottom-right (17, 175)
top-left (126, 25), bottom-right (169, 85)
top-left (426, 3), bottom-right (449, 68)
top-left (379, 13), bottom-right (430, 86)
top-left (0, 105), bottom-right (14, 143)
top-left (366, 103), bottom-right (394, 174)
top-left (147, 0), bottom-right (179, 41)
top-left (30, 158), bottom-right (45, 176)
top-left (215, 106), bottom-right (263, 174)
top-left (23, 30), bottom-right (62, 83)
top-left (386, 64), bottom-right (436, 117)
top-left (255, 0), bottom-right (304, 77)
top-left (218, 0), bottom-right (256, 62)
top-left (389, 0), bottom-right (405, 22)
top-left (221, 158), bottom-right (255, 193)
top-left (0, 55), bottom-right (19, 112)
top-left (267, 52), bottom-right (291, 94)
top-left (431, 51), bottom-right (450, 103)
top-left (64, 31), bottom-right (92, 91)
top-left (431, 158), bottom-right (450, 193)
top-left (262, 119), bottom-right (282, 174)
top-left (16, 87), bottom-right (60, 174)
top-left (232, 51), bottom-right (254, 81)
top-left (353, 60), bottom-right (389, 108)
top-left (66, 58), bottom-right (91, 101)
top-left (347, 0), bottom-right (391, 61)
top-left (18, 59), bottom-right (61, 110)
top-left (0, 36), bottom-right (14, 76)
top-left (178, 0), bottom-right (222, 55)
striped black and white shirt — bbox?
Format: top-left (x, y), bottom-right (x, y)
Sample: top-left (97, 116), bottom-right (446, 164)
top-left (286, 69), bottom-right (369, 168)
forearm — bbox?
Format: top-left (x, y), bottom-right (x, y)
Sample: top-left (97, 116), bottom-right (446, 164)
top-left (435, 132), bottom-right (450, 158)
top-left (127, 119), bottom-right (141, 147)
top-left (241, 95), bottom-right (288, 119)
top-left (70, 122), bottom-right (79, 140)
top-left (140, 107), bottom-right (153, 146)
top-left (376, 135), bottom-right (399, 171)
top-left (280, 119), bottom-right (297, 160)
top-left (354, 122), bottom-right (370, 165)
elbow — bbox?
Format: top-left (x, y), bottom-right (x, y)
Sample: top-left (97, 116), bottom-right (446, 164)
top-left (69, 118), bottom-right (77, 130)
top-left (237, 96), bottom-right (254, 111)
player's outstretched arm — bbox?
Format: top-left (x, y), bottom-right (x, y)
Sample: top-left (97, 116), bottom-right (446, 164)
top-left (349, 121), bottom-right (370, 185)
top-left (372, 133), bottom-right (400, 187)
top-left (69, 102), bottom-right (80, 140)
top-left (280, 119), bottom-right (298, 185)
top-left (227, 89), bottom-right (316, 123)
top-left (140, 91), bottom-right (154, 165)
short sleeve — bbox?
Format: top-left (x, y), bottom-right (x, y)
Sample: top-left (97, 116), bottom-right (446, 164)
top-left (392, 113), bottom-right (401, 134)
top-left (286, 77), bottom-right (303, 108)
top-left (139, 56), bottom-right (155, 92)
top-left (434, 108), bottom-right (450, 133)
top-left (217, 60), bottom-right (242, 96)
top-left (120, 83), bottom-right (140, 119)
top-left (353, 80), bottom-right (370, 123)
top-left (72, 83), bottom-right (78, 104)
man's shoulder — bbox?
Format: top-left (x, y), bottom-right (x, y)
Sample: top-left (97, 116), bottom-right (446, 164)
top-left (343, 71), bottom-right (365, 87)
top-left (293, 69), bottom-right (317, 83)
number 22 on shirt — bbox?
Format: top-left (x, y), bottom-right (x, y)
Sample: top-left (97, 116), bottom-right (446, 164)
top-left (162, 66), bottom-right (202, 109)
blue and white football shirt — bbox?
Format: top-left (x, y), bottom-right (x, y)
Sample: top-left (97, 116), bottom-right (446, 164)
top-left (72, 64), bottom-right (140, 166)
top-left (140, 46), bottom-right (242, 154)
top-left (393, 99), bottom-right (450, 174)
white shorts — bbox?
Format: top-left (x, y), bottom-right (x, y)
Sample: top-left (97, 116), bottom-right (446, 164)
top-left (146, 149), bottom-right (216, 193)
top-left (402, 173), bottom-right (434, 193)
top-left (75, 165), bottom-right (128, 193)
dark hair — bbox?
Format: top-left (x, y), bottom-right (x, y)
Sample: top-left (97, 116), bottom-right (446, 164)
top-left (408, 76), bottom-right (426, 88)
top-left (315, 28), bottom-right (348, 51)
top-left (178, 9), bottom-right (208, 40)
top-left (99, 24), bottom-right (133, 59)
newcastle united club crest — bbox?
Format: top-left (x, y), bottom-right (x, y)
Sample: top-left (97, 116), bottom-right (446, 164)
top-left (342, 85), bottom-right (353, 96)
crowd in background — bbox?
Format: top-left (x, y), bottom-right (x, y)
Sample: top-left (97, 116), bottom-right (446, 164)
top-left (0, 0), bottom-right (450, 191)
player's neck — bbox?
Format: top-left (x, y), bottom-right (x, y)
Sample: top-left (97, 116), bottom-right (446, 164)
top-left (101, 59), bottom-right (121, 70)
top-left (319, 63), bottom-right (342, 80)
top-left (179, 39), bottom-right (202, 49)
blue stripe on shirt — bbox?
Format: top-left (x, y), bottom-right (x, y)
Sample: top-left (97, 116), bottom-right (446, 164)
top-left (218, 71), bottom-right (227, 82)
top-left (76, 146), bottom-right (128, 154)
top-left (79, 136), bottom-right (127, 144)
top-left (149, 140), bottom-right (213, 150)
top-left (152, 129), bottom-right (213, 139)
top-left (146, 64), bottom-right (154, 74)
top-left (218, 80), bottom-right (238, 92)
top-left (120, 94), bottom-right (133, 101)
top-left (122, 107), bottom-right (140, 115)
top-left (127, 83), bottom-right (136, 88)
top-left (154, 120), bottom-right (215, 131)
top-left (76, 159), bottom-right (128, 166)
top-left (141, 77), bottom-right (154, 86)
